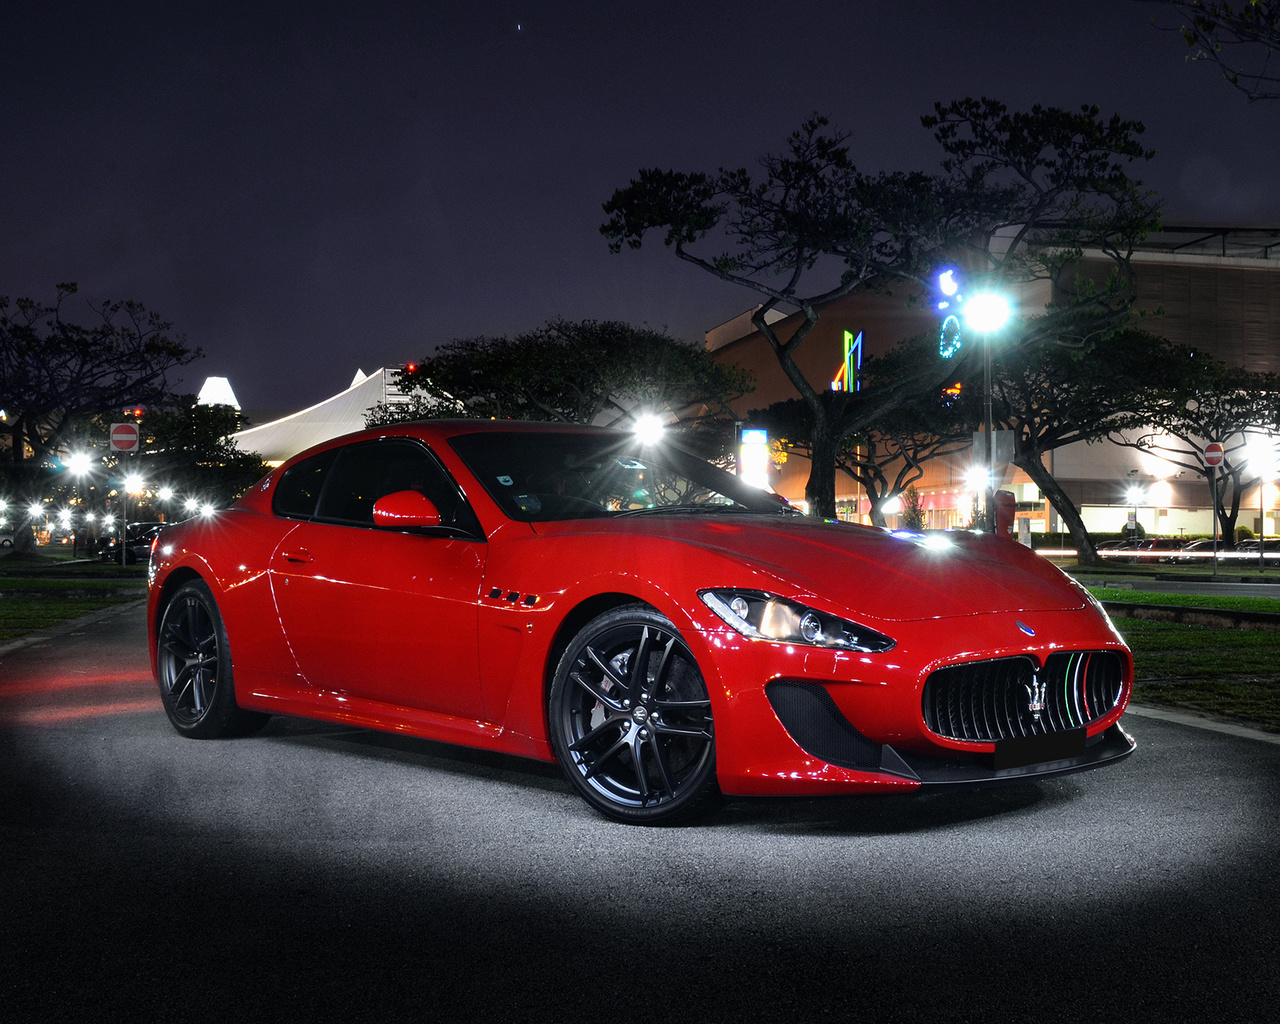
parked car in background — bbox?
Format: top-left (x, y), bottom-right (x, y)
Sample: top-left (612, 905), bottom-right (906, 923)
top-left (101, 522), bottom-right (165, 564)
top-left (1166, 539), bottom-right (1218, 563)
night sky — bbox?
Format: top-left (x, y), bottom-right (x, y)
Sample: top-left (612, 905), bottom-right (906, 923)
top-left (4, 1), bottom-right (1278, 413)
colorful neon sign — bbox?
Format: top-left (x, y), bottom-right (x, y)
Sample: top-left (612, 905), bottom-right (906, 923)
top-left (832, 330), bottom-right (863, 392)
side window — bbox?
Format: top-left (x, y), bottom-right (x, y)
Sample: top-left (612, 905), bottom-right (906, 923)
top-left (272, 449), bottom-right (338, 519)
top-left (314, 439), bottom-right (481, 535)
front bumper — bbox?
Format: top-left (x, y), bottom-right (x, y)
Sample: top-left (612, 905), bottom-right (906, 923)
top-left (765, 678), bottom-right (1135, 789)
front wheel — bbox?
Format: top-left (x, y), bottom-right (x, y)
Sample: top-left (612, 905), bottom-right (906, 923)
top-left (156, 580), bottom-right (269, 738)
top-left (548, 605), bottom-right (719, 824)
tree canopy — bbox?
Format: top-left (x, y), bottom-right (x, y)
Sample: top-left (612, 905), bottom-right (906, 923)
top-left (602, 100), bottom-right (1160, 517)
top-left (1140, 0), bottom-right (1280, 100)
top-left (369, 318), bottom-right (753, 441)
top-left (1109, 355), bottom-right (1280, 543)
top-left (1, 283), bottom-right (199, 479)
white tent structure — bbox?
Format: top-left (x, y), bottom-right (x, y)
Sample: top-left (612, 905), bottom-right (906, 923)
top-left (227, 369), bottom-right (411, 466)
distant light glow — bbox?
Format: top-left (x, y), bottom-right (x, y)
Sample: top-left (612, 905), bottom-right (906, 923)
top-left (158, 487), bottom-right (174, 501)
top-left (633, 414), bottom-right (666, 445)
top-left (739, 429), bottom-right (770, 490)
top-left (937, 269), bottom-right (959, 296)
top-left (66, 451), bottom-right (93, 476)
top-left (124, 474), bottom-right (145, 494)
top-left (27, 503), bottom-right (44, 519)
top-left (963, 292), bottom-right (1012, 333)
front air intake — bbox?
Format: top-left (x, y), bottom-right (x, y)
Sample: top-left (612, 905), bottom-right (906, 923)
top-left (922, 651), bottom-right (1125, 743)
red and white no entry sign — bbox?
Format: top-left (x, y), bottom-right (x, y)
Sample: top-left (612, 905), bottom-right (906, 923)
top-left (1203, 441), bottom-right (1225, 467)
top-left (110, 422), bottom-right (140, 452)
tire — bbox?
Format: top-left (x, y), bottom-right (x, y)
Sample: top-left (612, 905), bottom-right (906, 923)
top-left (548, 605), bottom-right (719, 824)
top-left (156, 580), bottom-right (269, 738)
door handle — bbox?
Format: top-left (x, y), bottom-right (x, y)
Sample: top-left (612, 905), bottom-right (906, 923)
top-left (281, 549), bottom-right (313, 564)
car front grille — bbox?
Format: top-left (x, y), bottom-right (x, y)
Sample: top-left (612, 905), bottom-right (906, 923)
top-left (922, 652), bottom-right (1125, 743)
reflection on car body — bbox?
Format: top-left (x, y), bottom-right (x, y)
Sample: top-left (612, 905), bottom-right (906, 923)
top-left (146, 421), bottom-right (1135, 824)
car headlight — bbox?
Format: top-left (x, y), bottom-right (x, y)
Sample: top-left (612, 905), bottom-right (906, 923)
top-left (699, 589), bottom-right (895, 653)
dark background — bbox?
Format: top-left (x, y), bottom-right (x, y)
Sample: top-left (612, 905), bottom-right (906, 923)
top-left (4, 1), bottom-right (1277, 411)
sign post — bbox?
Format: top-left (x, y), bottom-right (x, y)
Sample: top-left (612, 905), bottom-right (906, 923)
top-left (110, 423), bottom-right (141, 567)
top-left (1204, 442), bottom-right (1225, 576)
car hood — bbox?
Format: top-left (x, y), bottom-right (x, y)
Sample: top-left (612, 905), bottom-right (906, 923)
top-left (535, 514), bottom-right (1085, 623)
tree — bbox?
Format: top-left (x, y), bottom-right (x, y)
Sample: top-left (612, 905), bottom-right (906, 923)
top-left (602, 101), bottom-right (1160, 517)
top-left (749, 334), bottom-right (973, 526)
top-left (1, 283), bottom-right (200, 480)
top-left (1108, 355), bottom-right (1280, 543)
top-left (982, 328), bottom-right (1187, 565)
top-left (603, 115), bottom-right (982, 518)
top-left (133, 401), bottom-right (271, 509)
top-left (899, 485), bottom-right (927, 532)
top-left (369, 318), bottom-right (753, 438)
top-left (1139, 0), bottom-right (1280, 100)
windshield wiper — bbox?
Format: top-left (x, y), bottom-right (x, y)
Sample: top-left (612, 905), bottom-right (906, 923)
top-left (614, 504), bottom-right (759, 518)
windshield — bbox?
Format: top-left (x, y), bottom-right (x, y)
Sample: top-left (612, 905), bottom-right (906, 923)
top-left (448, 430), bottom-right (793, 523)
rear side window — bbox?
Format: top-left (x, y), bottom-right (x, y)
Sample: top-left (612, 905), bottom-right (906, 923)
top-left (272, 449), bottom-right (338, 519)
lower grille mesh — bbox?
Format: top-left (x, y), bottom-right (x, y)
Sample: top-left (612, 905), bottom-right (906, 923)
top-left (922, 652), bottom-right (1124, 742)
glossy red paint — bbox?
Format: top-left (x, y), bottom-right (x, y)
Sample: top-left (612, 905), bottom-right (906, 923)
top-left (147, 421), bottom-right (1134, 818)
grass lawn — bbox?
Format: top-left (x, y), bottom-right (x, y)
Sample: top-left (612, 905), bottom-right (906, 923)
top-left (0, 549), bottom-right (147, 641)
top-left (1089, 587), bottom-right (1280, 615)
top-left (1116, 618), bottom-right (1280, 731)
top-left (0, 593), bottom-right (143, 643)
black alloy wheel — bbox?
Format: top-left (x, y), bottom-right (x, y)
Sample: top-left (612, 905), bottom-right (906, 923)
top-left (549, 605), bottom-right (719, 824)
top-left (156, 580), bottom-right (268, 738)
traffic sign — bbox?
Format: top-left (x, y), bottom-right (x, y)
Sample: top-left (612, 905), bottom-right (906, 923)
top-left (110, 422), bottom-right (140, 452)
top-left (1204, 441), bottom-right (1225, 467)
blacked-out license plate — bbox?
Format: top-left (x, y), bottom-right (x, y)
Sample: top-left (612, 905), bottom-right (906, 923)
top-left (993, 727), bottom-right (1087, 770)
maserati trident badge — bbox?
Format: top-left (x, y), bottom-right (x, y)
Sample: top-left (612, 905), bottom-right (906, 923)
top-left (1024, 671), bottom-right (1047, 723)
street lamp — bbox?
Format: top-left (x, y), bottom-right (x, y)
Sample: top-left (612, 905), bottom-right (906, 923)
top-left (962, 290), bottom-right (1013, 531)
top-left (1246, 437), bottom-right (1276, 571)
top-left (1125, 485), bottom-right (1145, 544)
top-left (66, 451), bottom-right (93, 556)
top-left (120, 473), bottom-right (146, 567)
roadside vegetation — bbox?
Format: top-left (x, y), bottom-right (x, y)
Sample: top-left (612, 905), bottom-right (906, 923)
top-left (1117, 619), bottom-right (1280, 731)
top-left (0, 550), bottom-right (145, 643)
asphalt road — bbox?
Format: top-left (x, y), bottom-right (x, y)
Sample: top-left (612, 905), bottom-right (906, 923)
top-left (2, 601), bottom-right (1278, 1024)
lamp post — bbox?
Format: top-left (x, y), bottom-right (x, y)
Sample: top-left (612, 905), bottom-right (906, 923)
top-left (1247, 438), bottom-right (1276, 572)
top-left (66, 451), bottom-right (92, 556)
top-left (122, 473), bottom-right (145, 567)
top-left (963, 291), bottom-right (1013, 532)
top-left (1125, 485), bottom-right (1144, 548)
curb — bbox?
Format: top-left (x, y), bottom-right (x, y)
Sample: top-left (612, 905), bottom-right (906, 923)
top-left (1102, 600), bottom-right (1280, 631)
top-left (1126, 703), bottom-right (1280, 746)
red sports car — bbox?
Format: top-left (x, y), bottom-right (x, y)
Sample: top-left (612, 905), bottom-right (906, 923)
top-left (147, 420), bottom-right (1134, 823)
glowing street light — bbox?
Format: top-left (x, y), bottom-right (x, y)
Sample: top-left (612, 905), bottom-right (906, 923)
top-left (965, 289), bottom-right (1014, 532)
top-left (1247, 436), bottom-right (1277, 571)
top-left (962, 292), bottom-right (1013, 334)
top-left (632, 413), bottom-right (666, 446)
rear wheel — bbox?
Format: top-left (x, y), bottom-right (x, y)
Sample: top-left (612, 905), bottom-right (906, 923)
top-left (549, 605), bottom-right (719, 824)
top-left (156, 580), bottom-right (269, 738)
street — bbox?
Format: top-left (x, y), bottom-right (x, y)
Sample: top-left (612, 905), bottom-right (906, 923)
top-left (2, 600), bottom-right (1278, 1023)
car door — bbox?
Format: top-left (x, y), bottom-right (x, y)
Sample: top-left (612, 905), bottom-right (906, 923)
top-left (268, 438), bottom-right (488, 720)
